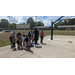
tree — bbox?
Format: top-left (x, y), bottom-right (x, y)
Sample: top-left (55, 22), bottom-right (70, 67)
top-left (0, 19), bottom-right (9, 28)
top-left (8, 23), bottom-right (16, 29)
top-left (19, 23), bottom-right (25, 25)
top-left (68, 18), bottom-right (75, 25)
top-left (26, 17), bottom-right (35, 29)
top-left (12, 23), bottom-right (16, 29)
top-left (8, 24), bottom-right (13, 30)
top-left (36, 21), bottom-right (44, 26)
top-left (55, 21), bottom-right (64, 28)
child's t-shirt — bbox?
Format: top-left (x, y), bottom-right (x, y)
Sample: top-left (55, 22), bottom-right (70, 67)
top-left (23, 37), bottom-right (26, 41)
top-left (19, 36), bottom-right (22, 43)
top-left (25, 38), bottom-right (28, 42)
top-left (28, 38), bottom-right (31, 46)
top-left (40, 32), bottom-right (44, 37)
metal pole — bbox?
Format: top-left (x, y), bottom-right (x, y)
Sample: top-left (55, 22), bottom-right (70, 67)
top-left (8, 16), bottom-right (10, 23)
top-left (50, 16), bottom-right (64, 40)
top-left (51, 21), bottom-right (53, 40)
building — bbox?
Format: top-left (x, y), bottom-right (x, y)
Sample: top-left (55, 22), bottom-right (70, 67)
top-left (34, 26), bottom-right (51, 30)
top-left (57, 25), bottom-right (75, 30)
top-left (16, 25), bottom-right (30, 30)
top-left (0, 28), bottom-right (5, 31)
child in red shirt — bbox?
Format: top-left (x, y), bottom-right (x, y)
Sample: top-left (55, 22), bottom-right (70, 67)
top-left (40, 30), bottom-right (45, 44)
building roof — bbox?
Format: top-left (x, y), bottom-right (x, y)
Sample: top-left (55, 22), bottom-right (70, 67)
top-left (34, 26), bottom-right (51, 28)
top-left (0, 28), bottom-right (5, 29)
top-left (57, 25), bottom-right (75, 28)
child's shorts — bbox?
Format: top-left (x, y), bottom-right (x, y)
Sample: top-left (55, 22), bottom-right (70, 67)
top-left (23, 41), bottom-right (25, 45)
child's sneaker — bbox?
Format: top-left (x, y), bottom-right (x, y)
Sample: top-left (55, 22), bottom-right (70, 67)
top-left (35, 45), bottom-right (37, 47)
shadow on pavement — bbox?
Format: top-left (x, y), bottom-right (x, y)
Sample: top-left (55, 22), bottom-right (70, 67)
top-left (42, 43), bottom-right (47, 45)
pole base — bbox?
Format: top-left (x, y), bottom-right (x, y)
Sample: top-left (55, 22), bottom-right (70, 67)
top-left (51, 39), bottom-right (53, 40)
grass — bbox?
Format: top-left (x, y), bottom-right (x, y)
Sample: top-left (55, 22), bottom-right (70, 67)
top-left (0, 30), bottom-right (75, 47)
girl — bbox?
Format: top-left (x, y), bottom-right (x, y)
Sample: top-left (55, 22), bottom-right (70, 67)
top-left (23, 35), bottom-right (26, 48)
top-left (28, 37), bottom-right (33, 53)
top-left (19, 33), bottom-right (22, 48)
top-left (40, 30), bottom-right (45, 44)
top-left (12, 33), bottom-right (16, 50)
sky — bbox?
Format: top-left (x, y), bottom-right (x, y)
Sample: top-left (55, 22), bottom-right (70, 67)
top-left (0, 16), bottom-right (75, 26)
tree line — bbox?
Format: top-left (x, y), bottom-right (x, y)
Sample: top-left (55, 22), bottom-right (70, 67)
top-left (0, 17), bottom-right (44, 30)
top-left (54, 18), bottom-right (75, 29)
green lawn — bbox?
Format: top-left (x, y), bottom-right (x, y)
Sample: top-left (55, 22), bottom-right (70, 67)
top-left (0, 30), bottom-right (75, 47)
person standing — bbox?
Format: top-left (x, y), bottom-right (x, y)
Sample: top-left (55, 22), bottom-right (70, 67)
top-left (37, 29), bottom-right (39, 44)
top-left (28, 31), bottom-right (31, 38)
top-left (34, 27), bottom-right (39, 47)
top-left (30, 30), bottom-right (33, 40)
top-left (40, 30), bottom-right (45, 44)
top-left (9, 31), bottom-right (13, 48)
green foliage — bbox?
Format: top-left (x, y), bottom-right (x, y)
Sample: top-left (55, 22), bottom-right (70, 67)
top-left (26, 17), bottom-right (35, 29)
top-left (36, 21), bottom-right (44, 26)
top-left (0, 19), bottom-right (9, 28)
top-left (8, 23), bottom-right (16, 30)
top-left (55, 18), bottom-right (75, 28)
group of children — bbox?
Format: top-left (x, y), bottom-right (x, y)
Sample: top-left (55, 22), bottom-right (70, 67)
top-left (9, 30), bottom-right (35, 53)
top-left (9, 29), bottom-right (45, 53)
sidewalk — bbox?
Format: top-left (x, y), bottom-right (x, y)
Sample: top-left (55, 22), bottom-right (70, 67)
top-left (0, 35), bottom-right (75, 58)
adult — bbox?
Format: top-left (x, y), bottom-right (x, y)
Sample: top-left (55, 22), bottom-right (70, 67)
top-left (37, 29), bottom-right (39, 44)
top-left (40, 29), bottom-right (45, 44)
top-left (34, 27), bottom-right (39, 47)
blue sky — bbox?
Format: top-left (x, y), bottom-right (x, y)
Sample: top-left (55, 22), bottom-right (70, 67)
top-left (0, 16), bottom-right (75, 26)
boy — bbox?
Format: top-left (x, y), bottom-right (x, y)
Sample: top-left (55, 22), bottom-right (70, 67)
top-left (25, 35), bottom-right (28, 50)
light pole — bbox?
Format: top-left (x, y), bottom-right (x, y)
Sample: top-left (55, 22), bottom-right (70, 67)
top-left (35, 16), bottom-right (37, 26)
top-left (51, 16), bottom-right (64, 40)
top-left (8, 16), bottom-right (10, 24)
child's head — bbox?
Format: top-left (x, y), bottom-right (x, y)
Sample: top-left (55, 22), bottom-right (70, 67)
top-left (23, 35), bottom-right (25, 37)
top-left (26, 35), bottom-right (28, 38)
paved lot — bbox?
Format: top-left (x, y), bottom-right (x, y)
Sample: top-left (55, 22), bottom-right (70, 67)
top-left (0, 35), bottom-right (75, 58)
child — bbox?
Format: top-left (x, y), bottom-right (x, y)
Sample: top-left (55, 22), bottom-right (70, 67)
top-left (23, 35), bottom-right (26, 48)
top-left (9, 30), bottom-right (14, 49)
top-left (32, 31), bottom-right (35, 42)
top-left (9, 35), bottom-right (13, 48)
top-left (30, 30), bottom-right (33, 40)
top-left (28, 37), bottom-right (33, 53)
top-left (12, 34), bottom-right (16, 50)
top-left (25, 35), bottom-right (28, 50)
top-left (40, 30), bottom-right (45, 44)
top-left (19, 33), bottom-right (22, 49)
top-left (16, 32), bottom-right (20, 49)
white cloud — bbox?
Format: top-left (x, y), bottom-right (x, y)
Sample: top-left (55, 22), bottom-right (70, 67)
top-left (0, 16), bottom-right (75, 26)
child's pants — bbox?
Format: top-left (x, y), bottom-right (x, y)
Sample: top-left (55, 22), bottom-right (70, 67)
top-left (13, 43), bottom-right (15, 48)
top-left (41, 36), bottom-right (43, 43)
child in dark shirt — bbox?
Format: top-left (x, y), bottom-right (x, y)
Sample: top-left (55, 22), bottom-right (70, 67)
top-left (25, 35), bottom-right (33, 53)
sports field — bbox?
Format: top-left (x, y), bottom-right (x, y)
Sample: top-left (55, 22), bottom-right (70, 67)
top-left (0, 30), bottom-right (75, 47)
